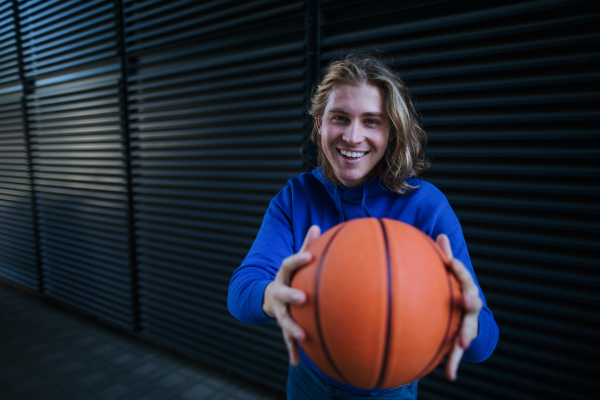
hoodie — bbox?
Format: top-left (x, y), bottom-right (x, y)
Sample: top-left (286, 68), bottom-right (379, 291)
top-left (228, 168), bottom-right (499, 393)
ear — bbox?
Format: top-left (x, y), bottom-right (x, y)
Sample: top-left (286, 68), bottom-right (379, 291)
top-left (315, 117), bottom-right (322, 134)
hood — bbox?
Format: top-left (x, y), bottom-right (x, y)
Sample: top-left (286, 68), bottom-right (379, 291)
top-left (311, 167), bottom-right (391, 224)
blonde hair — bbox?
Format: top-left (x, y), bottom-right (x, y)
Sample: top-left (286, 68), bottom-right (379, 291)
top-left (307, 53), bottom-right (429, 193)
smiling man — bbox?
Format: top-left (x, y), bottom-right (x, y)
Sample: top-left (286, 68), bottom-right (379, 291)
top-left (228, 53), bottom-right (499, 400)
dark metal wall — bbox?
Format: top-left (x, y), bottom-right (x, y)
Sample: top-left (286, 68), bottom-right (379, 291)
top-left (18, 0), bottom-right (135, 329)
top-left (124, 0), bottom-right (306, 388)
top-left (0, 0), bottom-right (598, 398)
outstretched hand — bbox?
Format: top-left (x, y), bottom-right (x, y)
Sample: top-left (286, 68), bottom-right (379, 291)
top-left (436, 234), bottom-right (482, 381)
top-left (263, 225), bottom-right (321, 365)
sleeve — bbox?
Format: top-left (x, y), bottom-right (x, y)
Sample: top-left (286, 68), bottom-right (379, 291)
top-left (445, 224), bottom-right (499, 363)
top-left (227, 186), bottom-right (295, 325)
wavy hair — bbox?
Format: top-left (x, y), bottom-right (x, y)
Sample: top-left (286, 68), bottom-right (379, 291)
top-left (307, 53), bottom-right (429, 194)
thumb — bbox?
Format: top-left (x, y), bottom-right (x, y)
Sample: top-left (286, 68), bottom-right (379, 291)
top-left (300, 225), bottom-right (321, 253)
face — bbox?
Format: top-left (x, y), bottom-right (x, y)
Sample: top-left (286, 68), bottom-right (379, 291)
top-left (316, 83), bottom-right (390, 189)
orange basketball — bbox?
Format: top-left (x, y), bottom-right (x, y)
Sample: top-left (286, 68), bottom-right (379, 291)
top-left (290, 217), bottom-right (463, 390)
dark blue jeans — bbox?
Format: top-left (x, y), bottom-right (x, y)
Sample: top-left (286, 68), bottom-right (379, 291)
top-left (287, 360), bottom-right (418, 399)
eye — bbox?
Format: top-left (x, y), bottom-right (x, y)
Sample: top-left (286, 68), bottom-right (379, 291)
top-left (332, 115), bottom-right (348, 121)
top-left (365, 118), bottom-right (379, 125)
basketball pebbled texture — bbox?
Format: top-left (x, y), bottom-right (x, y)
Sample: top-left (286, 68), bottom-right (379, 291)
top-left (290, 218), bottom-right (463, 390)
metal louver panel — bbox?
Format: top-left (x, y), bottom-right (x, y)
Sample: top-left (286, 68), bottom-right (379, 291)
top-left (19, 0), bottom-right (134, 328)
top-left (320, 0), bottom-right (599, 399)
top-left (0, 1), bottom-right (39, 290)
top-left (124, 0), bottom-right (306, 390)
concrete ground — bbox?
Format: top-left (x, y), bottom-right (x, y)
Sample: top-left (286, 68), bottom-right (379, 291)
top-left (0, 281), bottom-right (286, 400)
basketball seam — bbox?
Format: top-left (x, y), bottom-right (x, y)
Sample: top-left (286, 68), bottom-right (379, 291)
top-left (314, 224), bottom-right (349, 385)
top-left (375, 219), bottom-right (393, 389)
top-left (408, 236), bottom-right (460, 383)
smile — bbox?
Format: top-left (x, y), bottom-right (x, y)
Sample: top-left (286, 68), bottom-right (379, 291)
top-left (340, 149), bottom-right (366, 158)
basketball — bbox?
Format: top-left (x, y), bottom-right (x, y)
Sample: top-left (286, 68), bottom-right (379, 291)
top-left (289, 217), bottom-right (463, 390)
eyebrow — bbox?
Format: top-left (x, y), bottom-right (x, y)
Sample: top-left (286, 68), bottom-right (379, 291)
top-left (328, 108), bottom-right (385, 118)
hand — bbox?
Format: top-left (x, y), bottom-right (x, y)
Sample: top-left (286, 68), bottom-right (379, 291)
top-left (436, 234), bottom-right (483, 381)
top-left (263, 225), bottom-right (321, 365)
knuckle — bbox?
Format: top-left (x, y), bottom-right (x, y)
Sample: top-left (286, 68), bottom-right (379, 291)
top-left (281, 317), bottom-right (296, 332)
top-left (279, 259), bottom-right (292, 273)
top-left (459, 269), bottom-right (471, 281)
top-left (275, 306), bottom-right (289, 322)
top-left (273, 285), bottom-right (287, 300)
top-left (277, 308), bottom-right (289, 321)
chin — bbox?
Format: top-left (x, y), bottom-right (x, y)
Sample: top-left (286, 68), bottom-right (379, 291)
top-left (339, 175), bottom-right (368, 188)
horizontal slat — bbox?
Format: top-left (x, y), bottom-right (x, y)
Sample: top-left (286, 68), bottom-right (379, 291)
top-left (44, 260), bottom-right (131, 287)
top-left (45, 270), bottom-right (131, 304)
top-left (39, 227), bottom-right (128, 252)
top-left (126, 2), bottom-right (302, 53)
top-left (139, 307), bottom-right (286, 363)
top-left (136, 235), bottom-right (248, 263)
top-left (128, 55), bottom-right (303, 87)
top-left (469, 242), bottom-right (596, 269)
top-left (0, 236), bottom-right (35, 258)
top-left (473, 259), bottom-right (599, 288)
top-left (40, 239), bottom-right (128, 266)
top-left (41, 249), bottom-right (128, 276)
top-left (44, 286), bottom-right (132, 328)
top-left (43, 257), bottom-right (130, 284)
top-left (411, 72), bottom-right (600, 95)
top-left (322, 0), bottom-right (579, 47)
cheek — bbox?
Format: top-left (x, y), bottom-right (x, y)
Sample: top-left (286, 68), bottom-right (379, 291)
top-left (320, 130), bottom-right (335, 150)
top-left (377, 132), bottom-right (390, 154)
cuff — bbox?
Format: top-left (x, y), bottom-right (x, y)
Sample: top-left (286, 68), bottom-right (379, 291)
top-left (249, 280), bottom-right (274, 324)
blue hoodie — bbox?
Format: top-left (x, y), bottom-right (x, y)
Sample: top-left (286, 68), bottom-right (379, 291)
top-left (228, 168), bottom-right (499, 393)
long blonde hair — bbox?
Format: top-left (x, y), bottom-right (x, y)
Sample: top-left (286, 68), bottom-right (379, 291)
top-left (307, 53), bottom-right (429, 193)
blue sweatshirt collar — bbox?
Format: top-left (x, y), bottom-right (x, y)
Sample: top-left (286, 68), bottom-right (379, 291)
top-left (312, 168), bottom-right (389, 223)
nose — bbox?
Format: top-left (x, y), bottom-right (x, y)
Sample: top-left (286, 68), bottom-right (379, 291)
top-left (342, 120), bottom-right (365, 144)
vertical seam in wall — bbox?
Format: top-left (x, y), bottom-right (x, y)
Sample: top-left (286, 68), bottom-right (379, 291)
top-left (12, 0), bottom-right (43, 292)
top-left (303, 0), bottom-right (321, 171)
top-left (115, 0), bottom-right (140, 332)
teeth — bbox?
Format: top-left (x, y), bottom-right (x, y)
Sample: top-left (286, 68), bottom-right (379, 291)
top-left (341, 150), bottom-right (365, 158)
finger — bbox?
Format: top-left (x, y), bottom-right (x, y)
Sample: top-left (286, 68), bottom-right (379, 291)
top-left (436, 234), bottom-right (454, 260)
top-left (278, 251), bottom-right (313, 284)
top-left (461, 291), bottom-right (483, 314)
top-left (448, 258), bottom-right (482, 349)
top-left (283, 330), bottom-right (301, 366)
top-left (277, 226), bottom-right (320, 284)
top-left (445, 339), bottom-right (464, 381)
top-left (449, 258), bottom-right (480, 299)
top-left (459, 313), bottom-right (479, 349)
top-left (277, 309), bottom-right (306, 341)
top-left (300, 225), bottom-right (321, 253)
top-left (273, 285), bottom-right (306, 306)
